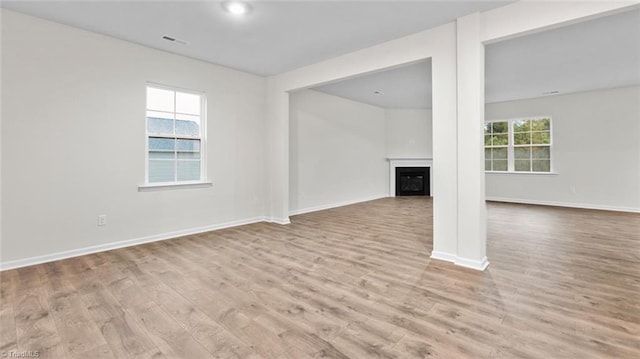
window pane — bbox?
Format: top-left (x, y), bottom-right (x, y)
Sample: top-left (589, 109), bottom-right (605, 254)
top-left (492, 122), bottom-right (508, 134)
top-left (177, 152), bottom-right (201, 159)
top-left (493, 148), bottom-right (507, 159)
top-left (515, 159), bottom-right (531, 171)
top-left (149, 151), bottom-right (175, 159)
top-left (149, 137), bottom-right (175, 151)
top-left (492, 134), bottom-right (509, 146)
top-left (484, 118), bottom-right (551, 174)
top-left (176, 92), bottom-right (201, 115)
top-left (147, 87), bottom-right (174, 112)
top-left (149, 160), bottom-right (175, 183)
top-left (532, 160), bottom-right (550, 172)
top-left (514, 147), bottom-right (530, 159)
top-left (147, 113), bottom-right (174, 135)
top-left (532, 146), bottom-right (550, 159)
top-left (493, 160), bottom-right (508, 171)
top-left (176, 139), bottom-right (200, 151)
top-left (513, 119), bottom-right (530, 132)
top-left (177, 160), bottom-right (201, 181)
top-left (532, 131), bottom-right (550, 144)
top-left (514, 132), bottom-right (531, 145)
top-left (146, 86), bottom-right (206, 185)
top-left (176, 114), bottom-right (200, 136)
top-left (532, 118), bottom-right (550, 131)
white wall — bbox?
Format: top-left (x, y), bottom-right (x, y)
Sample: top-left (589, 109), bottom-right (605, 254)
top-left (1, 10), bottom-right (268, 265)
top-left (289, 89), bottom-right (387, 214)
top-left (385, 109), bottom-right (432, 158)
top-left (486, 86), bottom-right (640, 212)
top-left (289, 94), bottom-right (433, 214)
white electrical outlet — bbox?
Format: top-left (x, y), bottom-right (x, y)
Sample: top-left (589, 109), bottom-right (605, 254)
top-left (98, 214), bottom-right (107, 226)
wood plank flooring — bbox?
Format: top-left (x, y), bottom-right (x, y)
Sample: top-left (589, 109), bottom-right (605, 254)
top-left (1, 197), bottom-right (639, 358)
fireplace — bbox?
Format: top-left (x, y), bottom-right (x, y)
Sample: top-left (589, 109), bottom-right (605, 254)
top-left (387, 158), bottom-right (432, 197)
top-left (395, 167), bottom-right (429, 196)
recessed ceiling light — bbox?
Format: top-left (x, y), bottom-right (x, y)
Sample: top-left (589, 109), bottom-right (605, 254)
top-left (222, 1), bottom-right (252, 16)
top-left (373, 90), bottom-right (384, 95)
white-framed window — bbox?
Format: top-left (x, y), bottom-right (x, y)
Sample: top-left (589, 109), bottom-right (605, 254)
top-left (485, 117), bottom-right (552, 173)
top-left (145, 84), bottom-right (206, 184)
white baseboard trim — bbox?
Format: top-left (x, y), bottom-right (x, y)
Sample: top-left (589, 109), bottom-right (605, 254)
top-left (431, 251), bottom-right (489, 271)
top-left (430, 250), bottom-right (458, 263)
top-left (455, 256), bottom-right (489, 271)
top-left (265, 217), bottom-right (291, 225)
top-left (486, 196), bottom-right (640, 213)
top-left (289, 194), bottom-right (389, 216)
top-left (0, 216), bottom-right (271, 271)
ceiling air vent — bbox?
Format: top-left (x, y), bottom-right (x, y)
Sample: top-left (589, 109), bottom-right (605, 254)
top-left (162, 35), bottom-right (188, 45)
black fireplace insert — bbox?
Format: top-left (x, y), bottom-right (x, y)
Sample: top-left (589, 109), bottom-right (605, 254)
top-left (395, 167), bottom-right (429, 196)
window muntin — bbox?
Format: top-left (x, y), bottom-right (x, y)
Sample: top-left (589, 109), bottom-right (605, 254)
top-left (146, 85), bottom-right (205, 184)
top-left (485, 117), bottom-right (552, 173)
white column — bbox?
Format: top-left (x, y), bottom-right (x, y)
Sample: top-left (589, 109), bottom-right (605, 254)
top-left (430, 34), bottom-right (459, 263)
top-left (266, 78), bottom-right (291, 224)
top-left (455, 12), bottom-right (488, 270)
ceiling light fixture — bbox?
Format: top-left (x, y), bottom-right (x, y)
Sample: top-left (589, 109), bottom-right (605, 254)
top-left (222, 1), bottom-right (252, 16)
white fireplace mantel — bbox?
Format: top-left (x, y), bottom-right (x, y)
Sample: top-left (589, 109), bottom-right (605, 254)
top-left (387, 157), bottom-right (433, 197)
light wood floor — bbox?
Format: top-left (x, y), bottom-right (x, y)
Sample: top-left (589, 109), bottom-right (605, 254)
top-left (1, 198), bottom-right (639, 358)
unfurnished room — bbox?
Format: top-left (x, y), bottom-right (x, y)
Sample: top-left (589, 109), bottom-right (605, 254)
top-left (1, 1), bottom-right (639, 358)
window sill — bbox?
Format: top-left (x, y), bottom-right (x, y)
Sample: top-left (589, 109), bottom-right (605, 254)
top-left (485, 171), bottom-right (558, 175)
top-left (138, 181), bottom-right (212, 192)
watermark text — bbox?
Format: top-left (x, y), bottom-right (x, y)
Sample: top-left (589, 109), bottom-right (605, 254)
top-left (1, 351), bottom-right (40, 358)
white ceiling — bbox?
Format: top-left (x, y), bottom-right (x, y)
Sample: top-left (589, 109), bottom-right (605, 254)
top-left (1, 0), bottom-right (511, 76)
top-left (4, 2), bottom-right (638, 109)
top-left (313, 8), bottom-right (640, 109)
top-left (314, 60), bottom-right (432, 109)
top-left (485, 8), bottom-right (640, 104)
